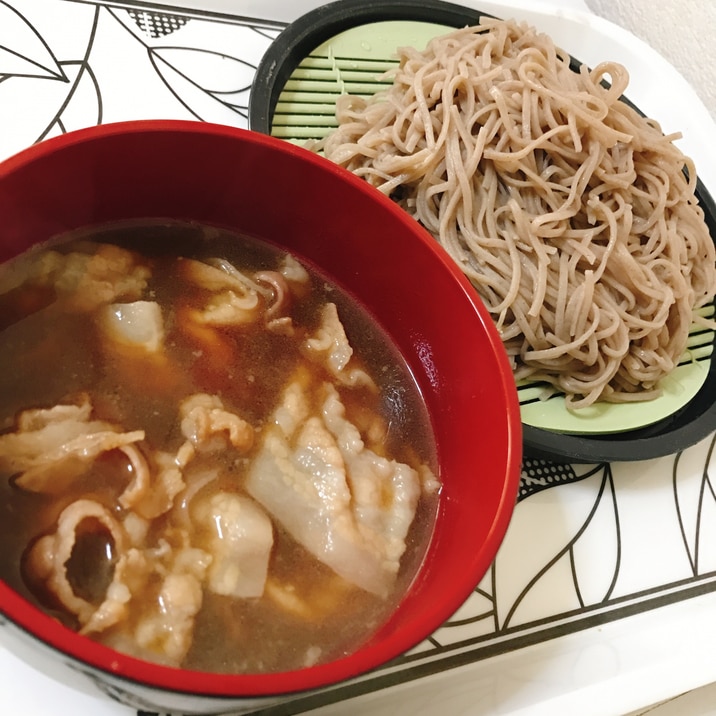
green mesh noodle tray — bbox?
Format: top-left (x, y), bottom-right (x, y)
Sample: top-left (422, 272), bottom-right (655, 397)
top-left (264, 18), bottom-right (715, 436)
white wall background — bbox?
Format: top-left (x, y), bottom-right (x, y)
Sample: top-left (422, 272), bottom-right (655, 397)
top-left (586, 0), bottom-right (716, 118)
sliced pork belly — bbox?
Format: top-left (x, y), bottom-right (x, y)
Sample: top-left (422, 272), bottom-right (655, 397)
top-left (246, 377), bottom-right (421, 598)
top-left (98, 300), bottom-right (165, 353)
top-left (0, 397), bottom-right (144, 493)
top-left (179, 393), bottom-right (255, 456)
top-left (130, 546), bottom-right (211, 666)
top-left (304, 302), bottom-right (375, 389)
top-left (25, 499), bottom-right (126, 626)
top-left (193, 492), bottom-right (273, 599)
top-left (179, 258), bottom-right (266, 326)
top-left (24, 243), bottom-right (150, 312)
top-left (118, 445), bottom-right (185, 520)
top-left (26, 495), bottom-right (212, 666)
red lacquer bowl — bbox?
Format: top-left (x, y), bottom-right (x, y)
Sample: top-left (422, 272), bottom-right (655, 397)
top-left (0, 120), bottom-right (521, 713)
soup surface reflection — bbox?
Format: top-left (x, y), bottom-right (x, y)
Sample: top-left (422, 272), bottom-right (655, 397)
top-left (0, 221), bottom-right (439, 673)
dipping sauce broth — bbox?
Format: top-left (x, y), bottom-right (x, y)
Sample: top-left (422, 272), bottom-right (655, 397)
top-left (0, 220), bottom-right (439, 673)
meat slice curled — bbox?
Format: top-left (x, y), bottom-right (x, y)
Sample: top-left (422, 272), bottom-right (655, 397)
top-left (0, 397), bottom-right (144, 494)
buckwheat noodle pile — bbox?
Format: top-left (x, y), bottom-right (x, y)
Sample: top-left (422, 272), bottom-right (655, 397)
top-left (314, 18), bottom-right (716, 409)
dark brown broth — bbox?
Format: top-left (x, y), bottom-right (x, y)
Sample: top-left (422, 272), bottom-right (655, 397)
top-left (0, 220), bottom-right (439, 673)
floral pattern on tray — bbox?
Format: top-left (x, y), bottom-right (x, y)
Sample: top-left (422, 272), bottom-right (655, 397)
top-left (0, 0), bottom-right (281, 160)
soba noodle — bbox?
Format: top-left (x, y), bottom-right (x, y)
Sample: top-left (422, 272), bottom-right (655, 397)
top-left (314, 18), bottom-right (716, 409)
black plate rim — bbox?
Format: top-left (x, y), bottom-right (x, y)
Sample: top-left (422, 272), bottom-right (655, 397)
top-left (248, 0), bottom-right (493, 135)
top-left (248, 0), bottom-right (716, 464)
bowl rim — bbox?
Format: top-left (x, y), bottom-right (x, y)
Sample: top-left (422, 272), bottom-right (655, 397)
top-left (0, 119), bottom-right (523, 698)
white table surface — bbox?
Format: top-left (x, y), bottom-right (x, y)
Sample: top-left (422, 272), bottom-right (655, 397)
top-left (2, 1), bottom-right (716, 715)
